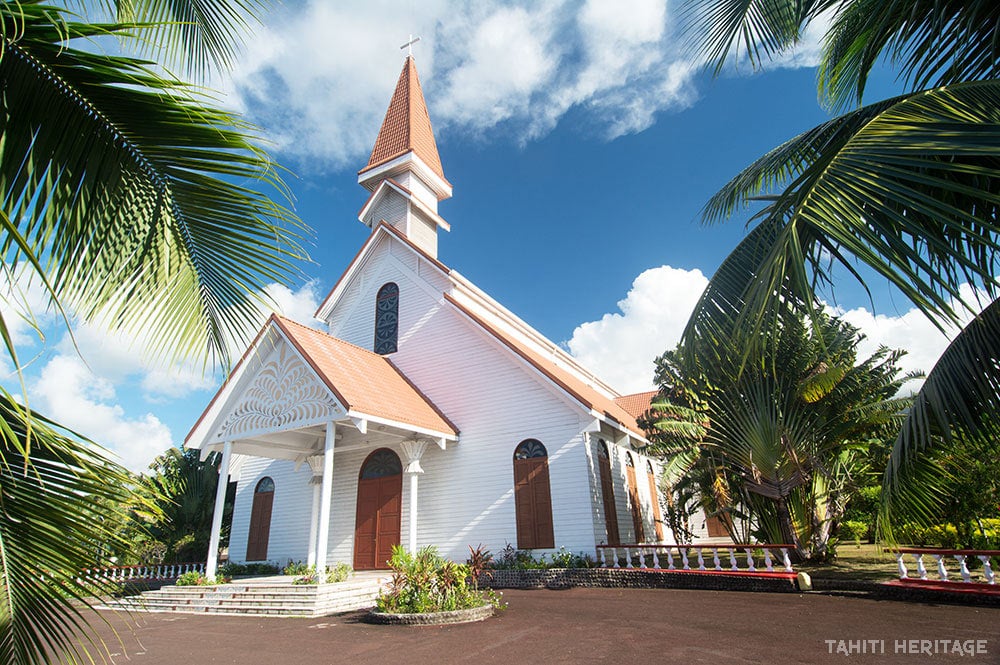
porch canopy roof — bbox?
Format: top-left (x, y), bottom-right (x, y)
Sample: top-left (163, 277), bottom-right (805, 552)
top-left (185, 315), bottom-right (458, 464)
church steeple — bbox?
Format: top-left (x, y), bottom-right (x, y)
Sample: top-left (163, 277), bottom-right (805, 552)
top-left (357, 55), bottom-right (452, 258)
top-left (362, 55), bottom-right (445, 184)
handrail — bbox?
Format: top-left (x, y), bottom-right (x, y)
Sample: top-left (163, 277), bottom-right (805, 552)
top-left (79, 562), bottom-right (207, 582)
top-left (886, 548), bottom-right (996, 585)
top-left (888, 547), bottom-right (1000, 556)
top-left (595, 544), bottom-right (795, 574)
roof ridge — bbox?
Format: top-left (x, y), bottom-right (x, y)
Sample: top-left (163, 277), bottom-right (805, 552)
top-left (615, 389), bottom-right (658, 401)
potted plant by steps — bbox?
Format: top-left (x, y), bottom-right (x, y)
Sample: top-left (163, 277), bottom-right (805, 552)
top-left (366, 546), bottom-right (505, 625)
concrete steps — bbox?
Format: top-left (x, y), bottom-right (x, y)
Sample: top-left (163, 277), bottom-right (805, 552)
top-left (101, 574), bottom-right (388, 617)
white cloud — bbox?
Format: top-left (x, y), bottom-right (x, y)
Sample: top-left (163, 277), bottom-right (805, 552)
top-left (828, 284), bottom-right (988, 390)
top-left (31, 355), bottom-right (173, 472)
top-left (566, 265), bottom-right (709, 394)
top-left (570, 266), bottom-right (989, 399)
top-left (435, 5), bottom-right (560, 131)
top-left (223, 0), bottom-right (708, 168)
top-left (224, 0), bottom-right (450, 167)
top-left (265, 280), bottom-right (323, 326)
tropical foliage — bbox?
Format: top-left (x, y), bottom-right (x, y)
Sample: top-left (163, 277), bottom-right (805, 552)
top-left (680, 0), bottom-right (1000, 533)
top-left (289, 562), bottom-right (352, 585)
top-left (118, 448), bottom-right (236, 565)
top-left (646, 310), bottom-right (913, 560)
top-left (0, 1), bottom-right (306, 662)
top-left (0, 408), bottom-right (135, 665)
top-left (376, 546), bottom-right (502, 614)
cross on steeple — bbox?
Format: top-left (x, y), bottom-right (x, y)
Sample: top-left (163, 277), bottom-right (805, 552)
top-left (400, 35), bottom-right (420, 56)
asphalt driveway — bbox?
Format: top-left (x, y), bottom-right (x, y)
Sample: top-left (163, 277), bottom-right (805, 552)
top-left (81, 587), bottom-right (998, 664)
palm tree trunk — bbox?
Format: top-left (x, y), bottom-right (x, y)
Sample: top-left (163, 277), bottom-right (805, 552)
top-left (775, 495), bottom-right (807, 561)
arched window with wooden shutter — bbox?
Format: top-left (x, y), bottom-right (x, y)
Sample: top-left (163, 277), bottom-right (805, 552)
top-left (246, 476), bottom-right (275, 561)
top-left (646, 460), bottom-right (664, 542)
top-left (597, 439), bottom-right (620, 545)
top-left (374, 282), bottom-right (399, 354)
top-left (513, 439), bottom-right (554, 549)
top-left (625, 453), bottom-right (645, 543)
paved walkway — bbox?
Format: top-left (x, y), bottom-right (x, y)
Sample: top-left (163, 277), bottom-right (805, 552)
top-left (81, 588), bottom-right (997, 664)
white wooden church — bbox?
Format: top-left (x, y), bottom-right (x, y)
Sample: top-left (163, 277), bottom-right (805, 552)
top-left (186, 56), bottom-right (673, 575)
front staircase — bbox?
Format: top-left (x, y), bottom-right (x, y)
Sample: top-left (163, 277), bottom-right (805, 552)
top-left (100, 572), bottom-right (388, 617)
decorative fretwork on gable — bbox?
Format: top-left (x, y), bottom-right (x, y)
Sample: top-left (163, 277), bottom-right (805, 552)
top-left (214, 345), bottom-right (342, 442)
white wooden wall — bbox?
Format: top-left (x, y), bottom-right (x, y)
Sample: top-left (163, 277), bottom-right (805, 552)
top-left (228, 236), bottom-right (623, 564)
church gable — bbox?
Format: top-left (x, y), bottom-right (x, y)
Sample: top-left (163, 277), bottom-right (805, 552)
top-left (215, 343), bottom-right (343, 444)
top-left (188, 325), bottom-right (346, 451)
top-left (321, 225), bottom-right (450, 348)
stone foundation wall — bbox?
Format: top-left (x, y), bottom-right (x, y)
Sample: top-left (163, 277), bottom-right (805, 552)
top-left (483, 568), bottom-right (799, 593)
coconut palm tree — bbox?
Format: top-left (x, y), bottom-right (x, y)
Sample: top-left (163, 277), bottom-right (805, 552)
top-left (1, 1), bottom-right (307, 662)
top-left (679, 0), bottom-right (1000, 532)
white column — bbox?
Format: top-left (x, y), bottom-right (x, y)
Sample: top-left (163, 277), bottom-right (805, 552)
top-left (306, 455), bottom-right (324, 568)
top-left (315, 423), bottom-right (336, 573)
top-left (400, 440), bottom-right (429, 553)
top-left (206, 440), bottom-right (233, 580)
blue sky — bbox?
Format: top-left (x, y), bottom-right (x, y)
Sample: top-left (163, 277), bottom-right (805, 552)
top-left (2, 0), bottom-right (967, 472)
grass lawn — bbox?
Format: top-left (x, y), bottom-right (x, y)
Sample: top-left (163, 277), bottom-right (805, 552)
top-left (798, 543), bottom-right (898, 582)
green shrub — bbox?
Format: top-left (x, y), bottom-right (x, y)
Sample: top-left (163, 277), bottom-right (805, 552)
top-left (492, 544), bottom-right (594, 570)
top-left (217, 562), bottom-right (280, 577)
top-left (326, 562), bottom-right (352, 583)
top-left (838, 520), bottom-right (868, 543)
top-left (550, 547), bottom-right (574, 568)
top-left (376, 546), bottom-right (503, 614)
top-left (493, 544), bottom-right (547, 570)
top-left (292, 571), bottom-right (320, 585)
top-left (283, 560), bottom-right (312, 575)
top-left (896, 522), bottom-right (960, 548)
top-left (175, 571), bottom-right (215, 586)
top-left (288, 562), bottom-right (351, 585)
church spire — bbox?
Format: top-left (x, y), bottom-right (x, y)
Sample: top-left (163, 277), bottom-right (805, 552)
top-left (361, 55), bottom-right (446, 184)
top-left (357, 55), bottom-right (452, 258)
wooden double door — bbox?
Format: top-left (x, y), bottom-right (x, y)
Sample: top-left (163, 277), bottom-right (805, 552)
top-left (353, 449), bottom-right (402, 570)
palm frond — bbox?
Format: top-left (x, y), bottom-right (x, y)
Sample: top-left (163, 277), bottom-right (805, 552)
top-left (0, 390), bottom-right (137, 665)
top-left (66, 0), bottom-right (271, 78)
top-left (882, 297), bottom-right (1000, 527)
top-left (820, 0), bottom-right (1000, 110)
top-left (699, 82), bottom-right (1000, 355)
top-left (681, 0), bottom-right (837, 73)
top-left (1, 3), bottom-right (309, 369)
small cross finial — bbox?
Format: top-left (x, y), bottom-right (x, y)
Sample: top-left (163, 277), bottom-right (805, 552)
top-left (400, 34), bottom-right (420, 56)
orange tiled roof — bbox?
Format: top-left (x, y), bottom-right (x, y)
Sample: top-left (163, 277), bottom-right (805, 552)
top-left (614, 390), bottom-right (659, 420)
top-left (361, 56), bottom-right (445, 181)
top-left (443, 294), bottom-right (645, 439)
top-left (274, 316), bottom-right (458, 436)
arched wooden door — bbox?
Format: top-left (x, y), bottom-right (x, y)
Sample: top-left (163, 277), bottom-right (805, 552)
top-left (646, 461), bottom-right (664, 542)
top-left (625, 453), bottom-right (645, 543)
top-left (354, 449), bottom-right (402, 570)
top-left (597, 440), bottom-right (620, 545)
top-left (246, 477), bottom-right (275, 561)
top-left (513, 439), bottom-right (554, 549)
